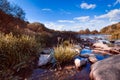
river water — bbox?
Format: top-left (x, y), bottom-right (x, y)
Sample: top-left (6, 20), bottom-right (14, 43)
top-left (28, 48), bottom-right (111, 80)
top-left (77, 34), bottom-right (111, 40)
top-left (73, 48), bottom-right (111, 80)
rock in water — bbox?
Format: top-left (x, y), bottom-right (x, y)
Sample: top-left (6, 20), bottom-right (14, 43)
top-left (88, 54), bottom-right (98, 63)
top-left (74, 58), bottom-right (87, 69)
top-left (93, 42), bottom-right (108, 49)
top-left (90, 54), bottom-right (120, 80)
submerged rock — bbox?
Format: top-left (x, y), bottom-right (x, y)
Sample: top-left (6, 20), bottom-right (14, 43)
top-left (80, 53), bottom-right (90, 58)
top-left (90, 54), bottom-right (120, 80)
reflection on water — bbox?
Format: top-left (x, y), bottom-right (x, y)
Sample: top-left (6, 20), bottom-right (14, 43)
top-left (73, 62), bottom-right (91, 80)
top-left (80, 48), bottom-right (110, 60)
top-left (74, 48), bottom-right (110, 80)
top-left (80, 48), bottom-right (92, 54)
top-left (77, 34), bottom-right (111, 40)
top-left (95, 54), bottom-right (110, 60)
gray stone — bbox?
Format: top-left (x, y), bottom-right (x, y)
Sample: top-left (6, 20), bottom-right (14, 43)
top-left (90, 54), bottom-right (120, 80)
top-left (88, 56), bottom-right (98, 63)
top-left (74, 58), bottom-right (87, 69)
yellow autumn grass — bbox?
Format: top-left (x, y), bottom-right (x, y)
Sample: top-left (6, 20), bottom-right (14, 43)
top-left (0, 32), bottom-right (41, 79)
top-left (54, 44), bottom-right (78, 64)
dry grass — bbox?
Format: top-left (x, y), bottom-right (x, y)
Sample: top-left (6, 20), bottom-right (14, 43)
top-left (54, 43), bottom-right (78, 65)
top-left (0, 32), bottom-right (41, 79)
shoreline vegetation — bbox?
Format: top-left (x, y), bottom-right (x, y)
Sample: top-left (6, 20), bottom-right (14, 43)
top-left (0, 32), bottom-right (41, 79)
top-left (0, 0), bottom-right (120, 80)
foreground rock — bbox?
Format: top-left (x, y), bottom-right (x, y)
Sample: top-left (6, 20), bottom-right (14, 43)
top-left (90, 54), bottom-right (120, 80)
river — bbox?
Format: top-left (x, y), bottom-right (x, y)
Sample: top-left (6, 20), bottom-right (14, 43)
top-left (28, 48), bottom-right (111, 80)
top-left (77, 34), bottom-right (111, 40)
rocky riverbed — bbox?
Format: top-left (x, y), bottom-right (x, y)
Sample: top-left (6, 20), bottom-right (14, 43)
top-left (28, 61), bottom-right (91, 80)
top-left (27, 39), bottom-right (120, 80)
top-left (27, 48), bottom-right (114, 80)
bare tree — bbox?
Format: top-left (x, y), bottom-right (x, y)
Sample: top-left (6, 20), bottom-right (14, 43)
top-left (0, 0), bottom-right (11, 14)
top-left (11, 4), bottom-right (25, 20)
top-left (0, 0), bottom-right (25, 20)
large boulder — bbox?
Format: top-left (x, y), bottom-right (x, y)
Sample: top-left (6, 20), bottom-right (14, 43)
top-left (90, 54), bottom-right (120, 80)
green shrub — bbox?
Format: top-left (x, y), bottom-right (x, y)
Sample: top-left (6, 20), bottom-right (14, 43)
top-left (0, 32), bottom-right (41, 79)
top-left (54, 44), bottom-right (78, 65)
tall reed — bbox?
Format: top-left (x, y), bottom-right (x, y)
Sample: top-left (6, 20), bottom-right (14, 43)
top-left (0, 32), bottom-right (41, 79)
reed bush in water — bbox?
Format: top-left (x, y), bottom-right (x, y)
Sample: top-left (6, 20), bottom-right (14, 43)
top-left (54, 42), bottom-right (78, 65)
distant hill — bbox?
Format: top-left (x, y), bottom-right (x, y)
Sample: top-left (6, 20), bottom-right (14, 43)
top-left (78, 28), bottom-right (99, 34)
top-left (0, 10), bottom-right (27, 33)
top-left (0, 10), bottom-right (80, 46)
top-left (0, 10), bottom-right (54, 35)
top-left (100, 22), bottom-right (120, 39)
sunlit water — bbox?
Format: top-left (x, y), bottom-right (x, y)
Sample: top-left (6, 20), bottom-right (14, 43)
top-left (77, 34), bottom-right (111, 40)
top-left (73, 48), bottom-right (111, 80)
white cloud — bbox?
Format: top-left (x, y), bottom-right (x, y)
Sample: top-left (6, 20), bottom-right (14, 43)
top-left (60, 9), bottom-right (71, 14)
top-left (74, 16), bottom-right (90, 22)
top-left (58, 20), bottom-right (75, 23)
top-left (89, 19), bottom-right (104, 23)
top-left (44, 22), bottom-right (64, 31)
top-left (114, 0), bottom-right (120, 6)
top-left (95, 9), bottom-right (120, 21)
top-left (110, 21), bottom-right (118, 24)
top-left (43, 18), bottom-right (119, 31)
top-left (80, 3), bottom-right (96, 9)
top-left (41, 8), bottom-right (52, 11)
top-left (42, 9), bottom-right (120, 31)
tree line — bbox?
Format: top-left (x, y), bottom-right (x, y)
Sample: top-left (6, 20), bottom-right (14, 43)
top-left (0, 0), bottom-right (25, 20)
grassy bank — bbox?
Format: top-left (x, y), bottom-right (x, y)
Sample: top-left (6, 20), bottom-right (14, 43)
top-left (0, 32), bottom-right (41, 79)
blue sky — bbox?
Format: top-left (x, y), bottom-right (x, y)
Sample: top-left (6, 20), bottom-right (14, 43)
top-left (8, 0), bottom-right (120, 31)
